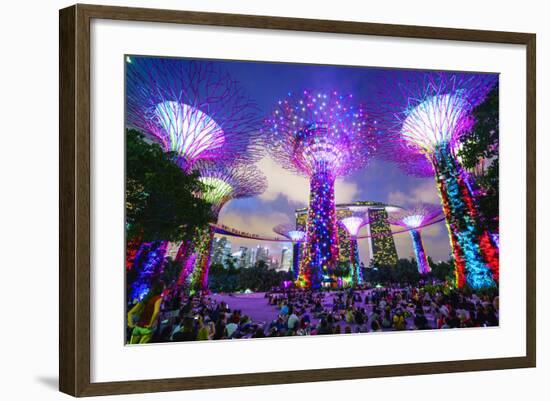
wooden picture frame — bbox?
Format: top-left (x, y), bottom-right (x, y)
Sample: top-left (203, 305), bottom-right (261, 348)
top-left (59, 3), bottom-right (536, 397)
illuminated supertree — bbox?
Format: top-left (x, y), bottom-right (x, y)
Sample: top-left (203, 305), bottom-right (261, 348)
top-left (126, 57), bottom-right (263, 297)
top-left (273, 224), bottom-right (307, 280)
top-left (375, 72), bottom-right (499, 289)
top-left (339, 215), bottom-right (371, 286)
top-left (387, 204), bottom-right (442, 274)
top-left (266, 90), bottom-right (378, 289)
top-left (126, 56), bottom-right (263, 171)
top-left (188, 161), bottom-right (267, 293)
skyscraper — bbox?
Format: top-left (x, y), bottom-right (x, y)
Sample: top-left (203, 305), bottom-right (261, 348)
top-left (281, 247), bottom-right (292, 271)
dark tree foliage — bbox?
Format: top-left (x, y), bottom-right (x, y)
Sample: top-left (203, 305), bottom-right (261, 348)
top-left (457, 86), bottom-right (499, 232)
top-left (428, 258), bottom-right (455, 282)
top-left (208, 262), bottom-right (292, 293)
top-left (362, 258), bottom-right (455, 287)
top-left (126, 129), bottom-right (213, 242)
top-left (333, 262), bottom-right (351, 278)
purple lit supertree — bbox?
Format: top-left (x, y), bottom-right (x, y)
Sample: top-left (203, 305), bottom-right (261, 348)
top-left (188, 161), bottom-right (267, 293)
top-left (125, 57), bottom-right (264, 297)
top-left (126, 56), bottom-right (263, 171)
top-left (273, 224), bottom-right (307, 281)
top-left (266, 90), bottom-right (378, 289)
top-left (375, 72), bottom-right (499, 289)
top-left (387, 204), bottom-right (442, 274)
top-left (339, 215), bottom-right (372, 286)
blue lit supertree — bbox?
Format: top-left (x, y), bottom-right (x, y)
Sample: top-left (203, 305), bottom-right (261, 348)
top-left (188, 161), bottom-right (267, 293)
top-left (387, 204), bottom-right (442, 274)
top-left (129, 241), bottom-right (168, 301)
top-left (375, 72), bottom-right (499, 289)
top-left (273, 224), bottom-right (307, 280)
top-left (266, 91), bottom-right (378, 289)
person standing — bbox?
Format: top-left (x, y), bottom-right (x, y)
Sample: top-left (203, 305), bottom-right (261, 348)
top-left (127, 282), bottom-right (164, 344)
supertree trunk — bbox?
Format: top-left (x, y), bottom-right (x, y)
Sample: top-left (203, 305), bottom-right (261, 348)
top-left (431, 144), bottom-right (498, 289)
top-left (303, 167), bottom-right (340, 289)
top-left (175, 240), bottom-right (196, 286)
top-left (349, 238), bottom-right (362, 286)
top-left (129, 241), bottom-right (168, 301)
top-left (189, 227), bottom-right (215, 294)
top-left (409, 229), bottom-right (431, 274)
top-left (291, 242), bottom-right (302, 281)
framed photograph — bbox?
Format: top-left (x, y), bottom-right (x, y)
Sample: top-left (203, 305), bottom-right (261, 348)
top-left (59, 4), bottom-right (536, 397)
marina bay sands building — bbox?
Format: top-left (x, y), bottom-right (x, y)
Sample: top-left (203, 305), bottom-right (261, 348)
top-left (295, 201), bottom-right (400, 268)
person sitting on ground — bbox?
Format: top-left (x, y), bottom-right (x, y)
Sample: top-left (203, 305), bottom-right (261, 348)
top-left (393, 308), bottom-right (407, 331)
top-left (225, 319), bottom-right (239, 338)
top-left (172, 316), bottom-right (196, 342)
top-left (413, 307), bottom-right (429, 330)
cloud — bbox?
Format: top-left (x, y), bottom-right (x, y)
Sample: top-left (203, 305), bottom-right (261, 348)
top-left (256, 156), bottom-right (360, 206)
top-left (334, 178), bottom-right (359, 203)
top-left (387, 179), bottom-right (441, 207)
top-left (218, 209), bottom-right (291, 238)
top-left (256, 156), bottom-right (309, 205)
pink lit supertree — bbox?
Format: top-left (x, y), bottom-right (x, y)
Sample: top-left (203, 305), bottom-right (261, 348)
top-left (374, 71), bottom-right (499, 289)
top-left (187, 161), bottom-right (267, 293)
top-left (387, 204), bottom-right (442, 274)
top-left (273, 224), bottom-right (307, 281)
top-left (126, 56), bottom-right (263, 171)
top-left (339, 215), bottom-right (372, 286)
top-left (266, 90), bottom-right (378, 289)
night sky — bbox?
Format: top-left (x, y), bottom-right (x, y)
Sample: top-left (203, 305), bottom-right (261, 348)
top-left (128, 57), bottom-right (498, 266)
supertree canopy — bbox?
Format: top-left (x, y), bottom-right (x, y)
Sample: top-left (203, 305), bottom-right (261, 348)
top-left (376, 72), bottom-right (499, 289)
top-left (387, 204), bottom-right (442, 275)
top-left (194, 161), bottom-right (268, 218)
top-left (274, 224), bottom-right (307, 281)
top-left (266, 90), bottom-right (378, 289)
top-left (188, 161), bottom-right (268, 293)
top-left (126, 57), bottom-right (263, 171)
top-left (339, 215), bottom-right (370, 286)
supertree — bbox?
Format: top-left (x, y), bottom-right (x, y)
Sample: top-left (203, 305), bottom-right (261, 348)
top-left (273, 224), bottom-right (307, 281)
top-left (126, 56), bottom-right (263, 171)
top-left (338, 215), bottom-right (372, 286)
top-left (266, 90), bottom-right (378, 289)
top-left (387, 204), bottom-right (442, 274)
top-left (125, 57), bottom-right (263, 296)
top-left (375, 71), bottom-right (499, 289)
top-left (188, 161), bottom-right (267, 293)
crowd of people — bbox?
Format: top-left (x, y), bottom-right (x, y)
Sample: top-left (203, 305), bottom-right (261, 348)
top-left (126, 282), bottom-right (499, 344)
